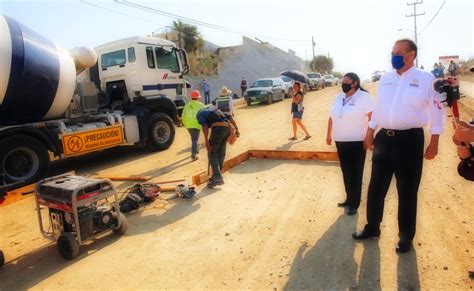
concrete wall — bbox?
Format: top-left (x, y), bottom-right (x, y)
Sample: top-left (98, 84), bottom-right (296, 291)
top-left (186, 37), bottom-right (306, 101)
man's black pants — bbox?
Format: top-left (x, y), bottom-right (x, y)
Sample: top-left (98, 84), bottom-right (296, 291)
top-left (366, 128), bottom-right (424, 240)
top-left (336, 141), bottom-right (366, 208)
top-left (209, 126), bottom-right (229, 182)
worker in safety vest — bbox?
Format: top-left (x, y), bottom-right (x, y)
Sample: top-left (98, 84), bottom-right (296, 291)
top-left (182, 90), bottom-right (206, 161)
top-left (215, 87), bottom-right (240, 137)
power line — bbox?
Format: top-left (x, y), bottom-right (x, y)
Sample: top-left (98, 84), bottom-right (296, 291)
top-left (114, 0), bottom-right (309, 43)
top-left (80, 0), bottom-right (167, 28)
top-left (419, 0), bottom-right (447, 35)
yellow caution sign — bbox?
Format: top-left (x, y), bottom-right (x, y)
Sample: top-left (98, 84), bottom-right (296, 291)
top-left (62, 125), bottom-right (124, 157)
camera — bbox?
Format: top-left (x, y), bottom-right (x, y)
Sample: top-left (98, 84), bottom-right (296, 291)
top-left (433, 77), bottom-right (460, 107)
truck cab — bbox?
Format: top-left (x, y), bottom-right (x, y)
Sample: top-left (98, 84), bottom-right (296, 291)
top-left (92, 36), bottom-right (189, 114)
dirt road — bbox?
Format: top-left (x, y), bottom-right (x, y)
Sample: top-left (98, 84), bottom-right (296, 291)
top-left (1, 83), bottom-right (473, 289)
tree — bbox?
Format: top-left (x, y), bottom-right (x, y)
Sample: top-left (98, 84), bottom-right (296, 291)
top-left (310, 55), bottom-right (334, 74)
top-left (172, 20), bottom-right (201, 53)
top-left (332, 71), bottom-right (343, 78)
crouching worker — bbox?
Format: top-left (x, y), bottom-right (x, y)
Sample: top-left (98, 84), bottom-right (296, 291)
top-left (197, 108), bottom-right (238, 188)
top-left (182, 90), bottom-right (206, 161)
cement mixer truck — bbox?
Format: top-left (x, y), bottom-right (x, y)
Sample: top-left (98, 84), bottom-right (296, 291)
top-left (0, 15), bottom-right (190, 184)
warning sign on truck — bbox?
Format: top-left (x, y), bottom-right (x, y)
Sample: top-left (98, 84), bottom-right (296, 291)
top-left (62, 125), bottom-right (124, 157)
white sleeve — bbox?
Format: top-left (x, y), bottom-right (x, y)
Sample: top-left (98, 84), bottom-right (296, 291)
top-left (364, 93), bottom-right (375, 114)
top-left (427, 75), bottom-right (445, 135)
top-left (368, 92), bottom-right (380, 130)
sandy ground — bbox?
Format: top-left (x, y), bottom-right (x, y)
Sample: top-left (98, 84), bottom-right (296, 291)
top-left (0, 82), bottom-right (473, 290)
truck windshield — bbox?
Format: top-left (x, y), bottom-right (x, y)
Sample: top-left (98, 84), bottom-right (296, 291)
top-left (155, 47), bottom-right (180, 73)
top-left (101, 49), bottom-right (126, 68)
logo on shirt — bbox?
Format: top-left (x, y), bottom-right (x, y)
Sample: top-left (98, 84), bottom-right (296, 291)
top-left (409, 79), bottom-right (420, 87)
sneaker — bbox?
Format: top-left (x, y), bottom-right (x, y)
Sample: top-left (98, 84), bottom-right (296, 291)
top-left (191, 156), bottom-right (199, 161)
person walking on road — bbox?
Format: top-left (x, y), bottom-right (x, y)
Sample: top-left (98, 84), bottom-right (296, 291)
top-left (289, 81), bottom-right (311, 141)
top-left (240, 77), bottom-right (247, 97)
top-left (448, 60), bottom-right (457, 77)
top-left (326, 72), bottom-right (374, 216)
top-left (201, 79), bottom-right (212, 105)
top-left (215, 87), bottom-right (240, 138)
top-left (352, 39), bottom-right (445, 254)
top-left (182, 90), bottom-right (206, 161)
top-left (197, 108), bottom-right (238, 188)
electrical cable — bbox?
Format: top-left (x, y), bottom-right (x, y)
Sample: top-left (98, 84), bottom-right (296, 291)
top-left (419, 0), bottom-right (447, 35)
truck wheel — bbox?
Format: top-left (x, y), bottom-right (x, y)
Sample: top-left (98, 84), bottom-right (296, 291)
top-left (266, 94), bottom-right (273, 105)
top-left (0, 135), bottom-right (49, 184)
top-left (147, 113), bottom-right (175, 151)
top-left (0, 250), bottom-right (4, 268)
top-left (57, 232), bottom-right (80, 260)
top-left (113, 213), bottom-right (128, 235)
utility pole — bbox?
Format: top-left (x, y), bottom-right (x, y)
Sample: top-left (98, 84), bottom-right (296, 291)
top-left (406, 0), bottom-right (424, 67)
top-left (311, 36), bottom-right (316, 61)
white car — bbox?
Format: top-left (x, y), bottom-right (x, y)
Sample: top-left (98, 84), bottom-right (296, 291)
top-left (280, 76), bottom-right (294, 98)
top-left (323, 74), bottom-right (337, 87)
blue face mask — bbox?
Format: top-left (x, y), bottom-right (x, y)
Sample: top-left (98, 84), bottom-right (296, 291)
top-left (391, 55), bottom-right (405, 70)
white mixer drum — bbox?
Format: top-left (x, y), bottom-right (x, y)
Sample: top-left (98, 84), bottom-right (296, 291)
top-left (0, 15), bottom-right (76, 125)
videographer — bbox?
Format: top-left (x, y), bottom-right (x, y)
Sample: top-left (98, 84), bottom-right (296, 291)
top-left (452, 66), bottom-right (474, 181)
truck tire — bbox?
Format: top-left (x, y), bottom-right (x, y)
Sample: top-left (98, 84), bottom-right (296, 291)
top-left (0, 250), bottom-right (4, 268)
top-left (147, 112), bottom-right (175, 151)
top-left (0, 135), bottom-right (50, 184)
top-left (57, 232), bottom-right (80, 260)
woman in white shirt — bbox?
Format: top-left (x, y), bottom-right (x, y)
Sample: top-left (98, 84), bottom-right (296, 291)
top-left (326, 72), bottom-right (374, 215)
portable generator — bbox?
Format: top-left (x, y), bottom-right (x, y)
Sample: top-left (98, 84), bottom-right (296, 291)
top-left (35, 174), bottom-right (127, 260)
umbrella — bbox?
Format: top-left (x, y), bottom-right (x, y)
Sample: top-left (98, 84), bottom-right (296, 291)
top-left (280, 70), bottom-right (314, 87)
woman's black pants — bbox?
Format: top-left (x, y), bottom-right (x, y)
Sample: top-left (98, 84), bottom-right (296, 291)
top-left (335, 141), bottom-right (367, 209)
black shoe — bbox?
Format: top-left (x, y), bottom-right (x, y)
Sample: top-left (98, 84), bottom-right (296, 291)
top-left (337, 201), bottom-right (349, 207)
top-left (396, 239), bottom-right (412, 253)
top-left (352, 226), bottom-right (381, 240)
top-left (347, 207), bottom-right (357, 216)
top-left (207, 180), bottom-right (217, 189)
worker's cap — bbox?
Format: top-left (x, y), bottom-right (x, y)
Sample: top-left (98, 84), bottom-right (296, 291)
top-left (220, 86), bottom-right (232, 97)
top-left (191, 90), bottom-right (201, 99)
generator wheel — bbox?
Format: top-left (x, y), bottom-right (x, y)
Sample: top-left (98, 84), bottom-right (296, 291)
top-left (146, 112), bottom-right (175, 151)
top-left (57, 232), bottom-right (80, 260)
top-left (113, 213), bottom-right (128, 235)
top-left (0, 250), bottom-right (5, 268)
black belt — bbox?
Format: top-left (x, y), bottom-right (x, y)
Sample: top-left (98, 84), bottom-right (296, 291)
top-left (380, 128), bottom-right (422, 137)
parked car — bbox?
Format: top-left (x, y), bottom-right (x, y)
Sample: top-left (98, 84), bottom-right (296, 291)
top-left (323, 74), bottom-right (337, 86)
top-left (307, 72), bottom-right (325, 90)
top-left (371, 70), bottom-right (385, 82)
top-left (333, 76), bottom-right (339, 86)
top-left (280, 76), bottom-right (294, 98)
top-left (244, 78), bottom-right (286, 106)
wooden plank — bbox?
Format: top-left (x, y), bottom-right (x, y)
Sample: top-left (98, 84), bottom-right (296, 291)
top-left (153, 178), bottom-right (185, 184)
top-left (159, 186), bottom-right (177, 192)
top-left (93, 175), bottom-right (152, 181)
top-left (1, 184), bottom-right (36, 206)
top-left (222, 150), bottom-right (251, 172)
top-left (192, 171), bottom-right (208, 186)
top-left (249, 150), bottom-right (339, 161)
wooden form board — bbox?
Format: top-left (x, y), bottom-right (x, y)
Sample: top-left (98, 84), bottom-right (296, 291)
top-left (249, 150), bottom-right (339, 161)
top-left (191, 149), bottom-right (339, 186)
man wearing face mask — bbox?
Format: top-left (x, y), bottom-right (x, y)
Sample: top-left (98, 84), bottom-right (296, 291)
top-left (352, 39), bottom-right (445, 253)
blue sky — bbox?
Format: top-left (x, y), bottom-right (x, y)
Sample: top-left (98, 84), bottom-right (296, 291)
top-left (1, 0), bottom-right (473, 79)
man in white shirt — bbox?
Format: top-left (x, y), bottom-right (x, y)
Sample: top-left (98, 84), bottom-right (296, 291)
top-left (352, 39), bottom-right (445, 253)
